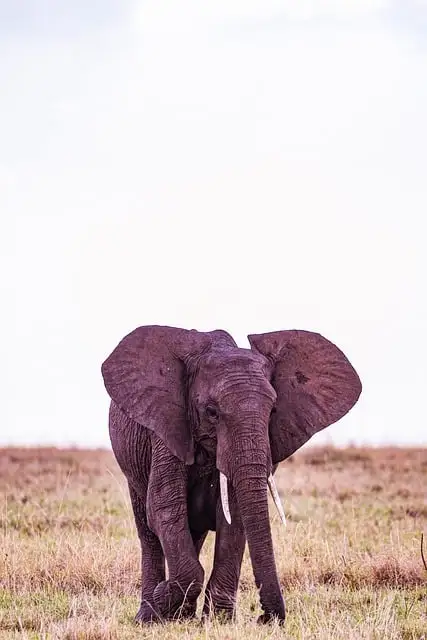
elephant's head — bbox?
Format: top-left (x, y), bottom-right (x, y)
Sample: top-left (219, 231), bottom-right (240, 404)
top-left (101, 325), bottom-right (361, 613)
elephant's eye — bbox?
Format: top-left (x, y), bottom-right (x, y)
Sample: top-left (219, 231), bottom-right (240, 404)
top-left (205, 405), bottom-right (219, 422)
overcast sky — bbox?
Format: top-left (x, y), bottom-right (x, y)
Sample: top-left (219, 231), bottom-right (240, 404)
top-left (3, 0), bottom-right (427, 448)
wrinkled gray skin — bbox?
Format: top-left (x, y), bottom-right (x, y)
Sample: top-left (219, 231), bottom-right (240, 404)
top-left (102, 326), bottom-right (361, 624)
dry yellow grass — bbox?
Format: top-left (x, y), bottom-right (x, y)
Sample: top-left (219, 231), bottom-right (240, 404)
top-left (1, 446), bottom-right (426, 639)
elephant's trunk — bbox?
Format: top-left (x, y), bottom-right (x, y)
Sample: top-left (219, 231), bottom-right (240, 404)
top-left (230, 460), bottom-right (285, 621)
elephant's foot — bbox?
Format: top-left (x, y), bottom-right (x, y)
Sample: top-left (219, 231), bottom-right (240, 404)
top-left (202, 593), bottom-right (235, 623)
top-left (152, 579), bottom-right (200, 621)
top-left (174, 600), bottom-right (197, 621)
top-left (202, 606), bottom-right (234, 623)
top-left (257, 603), bottom-right (286, 625)
top-left (134, 594), bottom-right (197, 624)
top-left (257, 612), bottom-right (286, 625)
top-left (134, 601), bottom-right (163, 624)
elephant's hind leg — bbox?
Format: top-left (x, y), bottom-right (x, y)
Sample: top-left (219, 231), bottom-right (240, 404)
top-left (203, 489), bottom-right (245, 621)
top-left (129, 485), bottom-right (165, 623)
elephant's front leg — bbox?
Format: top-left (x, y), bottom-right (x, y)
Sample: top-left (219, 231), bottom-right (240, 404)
top-left (203, 484), bottom-right (245, 620)
top-left (147, 435), bottom-right (204, 620)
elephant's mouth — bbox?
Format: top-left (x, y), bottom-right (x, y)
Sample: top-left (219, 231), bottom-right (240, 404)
top-left (194, 437), bottom-right (217, 465)
top-left (219, 471), bottom-right (286, 527)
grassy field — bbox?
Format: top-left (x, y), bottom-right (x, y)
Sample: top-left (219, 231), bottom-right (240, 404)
top-left (0, 446), bottom-right (426, 639)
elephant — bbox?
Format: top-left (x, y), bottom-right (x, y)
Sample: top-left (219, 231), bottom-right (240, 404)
top-left (101, 325), bottom-right (361, 624)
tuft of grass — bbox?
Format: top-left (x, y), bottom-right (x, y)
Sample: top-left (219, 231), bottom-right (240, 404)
top-left (0, 445), bottom-right (426, 639)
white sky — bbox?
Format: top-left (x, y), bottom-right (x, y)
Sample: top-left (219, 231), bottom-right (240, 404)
top-left (3, 0), bottom-right (427, 447)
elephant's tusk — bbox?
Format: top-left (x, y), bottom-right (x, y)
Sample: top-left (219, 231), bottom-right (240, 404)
top-left (268, 474), bottom-right (287, 526)
top-left (219, 472), bottom-right (232, 525)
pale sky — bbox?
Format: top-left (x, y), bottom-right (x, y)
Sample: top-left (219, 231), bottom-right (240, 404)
top-left (3, 0), bottom-right (427, 447)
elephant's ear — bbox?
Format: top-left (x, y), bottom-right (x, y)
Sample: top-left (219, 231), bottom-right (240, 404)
top-left (102, 325), bottom-right (211, 464)
top-left (248, 330), bottom-right (362, 463)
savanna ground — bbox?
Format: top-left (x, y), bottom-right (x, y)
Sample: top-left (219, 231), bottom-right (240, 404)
top-left (0, 446), bottom-right (426, 640)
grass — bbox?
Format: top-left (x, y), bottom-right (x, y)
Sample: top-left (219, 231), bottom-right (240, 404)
top-left (0, 446), bottom-right (426, 639)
